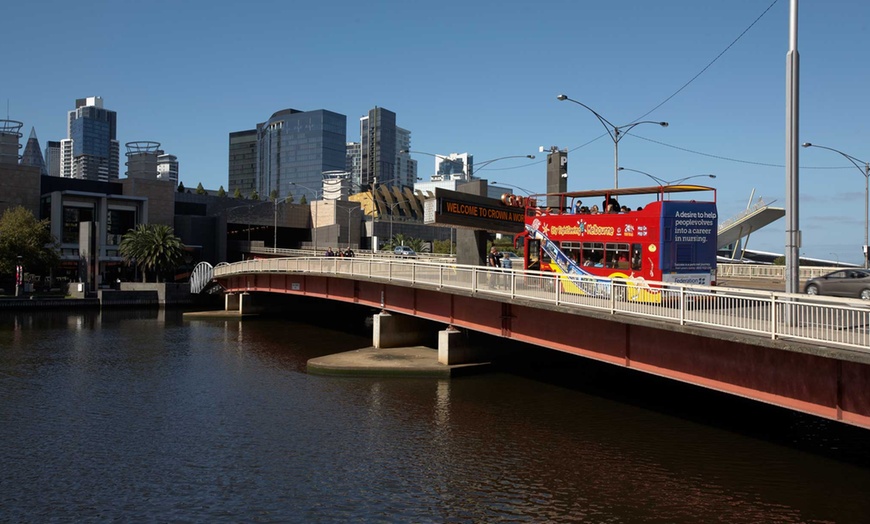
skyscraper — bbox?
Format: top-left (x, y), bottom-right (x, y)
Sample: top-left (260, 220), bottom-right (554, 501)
top-left (228, 129), bottom-right (257, 196)
top-left (60, 96), bottom-right (120, 182)
top-left (255, 108), bottom-right (346, 202)
top-left (346, 141), bottom-right (361, 190)
top-left (45, 140), bottom-right (61, 177)
top-left (360, 107), bottom-right (415, 188)
top-left (157, 152), bottom-right (179, 182)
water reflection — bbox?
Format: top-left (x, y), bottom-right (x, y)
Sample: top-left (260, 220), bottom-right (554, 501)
top-left (1, 309), bottom-right (868, 523)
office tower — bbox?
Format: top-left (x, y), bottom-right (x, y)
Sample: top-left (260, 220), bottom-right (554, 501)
top-left (60, 96), bottom-right (120, 182)
top-left (346, 141), bottom-right (361, 190)
top-left (157, 152), bottom-right (179, 182)
top-left (45, 141), bottom-right (61, 177)
top-left (20, 127), bottom-right (48, 176)
top-left (360, 107), bottom-right (417, 189)
top-left (256, 108), bottom-right (346, 202)
top-left (228, 129), bottom-right (257, 196)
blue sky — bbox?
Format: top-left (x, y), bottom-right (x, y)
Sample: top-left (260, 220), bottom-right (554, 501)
top-left (4, 0), bottom-right (870, 263)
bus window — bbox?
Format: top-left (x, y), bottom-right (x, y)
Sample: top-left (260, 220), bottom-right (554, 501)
top-left (606, 243), bottom-right (630, 268)
top-left (582, 242), bottom-right (604, 267)
top-left (631, 244), bottom-right (642, 270)
top-left (561, 241), bottom-right (582, 265)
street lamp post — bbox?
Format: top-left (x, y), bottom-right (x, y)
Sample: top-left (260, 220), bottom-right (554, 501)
top-left (802, 143), bottom-right (870, 268)
top-left (618, 167), bottom-right (716, 186)
top-left (557, 94), bottom-right (668, 189)
top-left (272, 196), bottom-right (295, 253)
top-left (340, 206), bottom-right (361, 249)
top-left (830, 252), bottom-right (840, 267)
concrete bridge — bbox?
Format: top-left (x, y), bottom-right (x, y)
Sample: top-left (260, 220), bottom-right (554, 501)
top-left (214, 257), bottom-right (870, 429)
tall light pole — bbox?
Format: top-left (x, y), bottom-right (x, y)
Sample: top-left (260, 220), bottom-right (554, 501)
top-left (557, 94), bottom-right (668, 189)
top-left (618, 167), bottom-right (715, 186)
top-left (340, 205), bottom-right (361, 249)
top-left (272, 196), bottom-right (294, 253)
top-left (784, 0), bottom-right (801, 294)
top-left (803, 143), bottom-right (869, 268)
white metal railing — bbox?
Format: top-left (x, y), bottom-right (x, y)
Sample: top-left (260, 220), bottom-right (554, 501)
top-left (214, 257), bottom-right (870, 351)
top-left (717, 263), bottom-right (851, 281)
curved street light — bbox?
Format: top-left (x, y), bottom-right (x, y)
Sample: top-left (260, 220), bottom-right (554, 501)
top-left (802, 142), bottom-right (870, 268)
top-left (400, 150), bottom-right (535, 178)
top-left (491, 181), bottom-right (536, 195)
top-left (618, 167), bottom-right (715, 186)
top-left (557, 94), bottom-right (668, 189)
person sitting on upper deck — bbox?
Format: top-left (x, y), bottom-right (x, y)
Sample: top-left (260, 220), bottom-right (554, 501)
top-left (590, 205), bottom-right (599, 214)
top-left (573, 200), bottom-right (583, 214)
top-left (621, 205), bottom-right (630, 213)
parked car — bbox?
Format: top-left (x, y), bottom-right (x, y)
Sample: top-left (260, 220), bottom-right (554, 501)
top-left (394, 246), bottom-right (417, 258)
top-left (804, 269), bottom-right (870, 300)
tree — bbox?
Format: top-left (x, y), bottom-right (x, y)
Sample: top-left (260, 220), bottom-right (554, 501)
top-left (299, 195), bottom-right (308, 205)
top-left (177, 181), bottom-right (185, 193)
top-left (195, 182), bottom-right (207, 195)
top-left (217, 186), bottom-right (227, 198)
top-left (233, 188), bottom-right (243, 199)
top-left (269, 189), bottom-right (278, 201)
top-left (0, 206), bottom-right (60, 276)
top-left (433, 238), bottom-right (455, 254)
top-left (119, 224), bottom-right (185, 282)
top-left (250, 190), bottom-right (260, 201)
top-left (286, 192), bottom-right (294, 204)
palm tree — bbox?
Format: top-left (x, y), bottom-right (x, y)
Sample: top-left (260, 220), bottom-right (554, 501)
top-left (119, 224), bottom-right (185, 282)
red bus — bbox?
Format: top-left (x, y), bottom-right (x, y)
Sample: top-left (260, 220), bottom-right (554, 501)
top-left (513, 184), bottom-right (718, 302)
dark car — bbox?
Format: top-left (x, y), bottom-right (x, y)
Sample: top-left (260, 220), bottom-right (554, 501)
top-left (804, 269), bottom-right (870, 300)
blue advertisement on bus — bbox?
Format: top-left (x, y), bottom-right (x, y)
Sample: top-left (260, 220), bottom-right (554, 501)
top-left (659, 201), bottom-right (717, 283)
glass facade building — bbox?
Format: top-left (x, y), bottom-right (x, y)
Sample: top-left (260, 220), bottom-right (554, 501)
top-left (256, 109), bottom-right (346, 203)
top-left (61, 97), bottom-right (120, 182)
top-left (228, 129), bottom-right (257, 197)
top-left (360, 107), bottom-right (396, 188)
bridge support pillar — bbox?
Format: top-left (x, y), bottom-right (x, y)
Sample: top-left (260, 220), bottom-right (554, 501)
top-left (373, 312), bottom-right (431, 348)
top-left (225, 292), bottom-right (254, 314)
top-left (225, 293), bottom-right (240, 311)
top-left (438, 328), bottom-right (488, 365)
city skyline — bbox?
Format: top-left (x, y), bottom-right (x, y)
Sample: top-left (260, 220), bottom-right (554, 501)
top-left (4, 0), bottom-right (870, 262)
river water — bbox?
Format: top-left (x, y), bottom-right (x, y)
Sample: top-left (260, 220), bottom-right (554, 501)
top-left (1, 307), bottom-right (869, 523)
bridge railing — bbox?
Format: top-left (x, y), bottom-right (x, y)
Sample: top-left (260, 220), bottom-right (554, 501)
top-left (717, 263), bottom-right (843, 281)
top-left (215, 258), bottom-right (870, 351)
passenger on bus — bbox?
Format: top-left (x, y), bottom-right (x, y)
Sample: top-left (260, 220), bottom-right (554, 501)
top-left (590, 205), bottom-right (599, 214)
top-left (621, 206), bottom-right (630, 213)
top-left (573, 200), bottom-right (583, 214)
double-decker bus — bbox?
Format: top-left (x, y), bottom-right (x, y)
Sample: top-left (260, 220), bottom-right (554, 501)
top-left (512, 184), bottom-right (718, 302)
